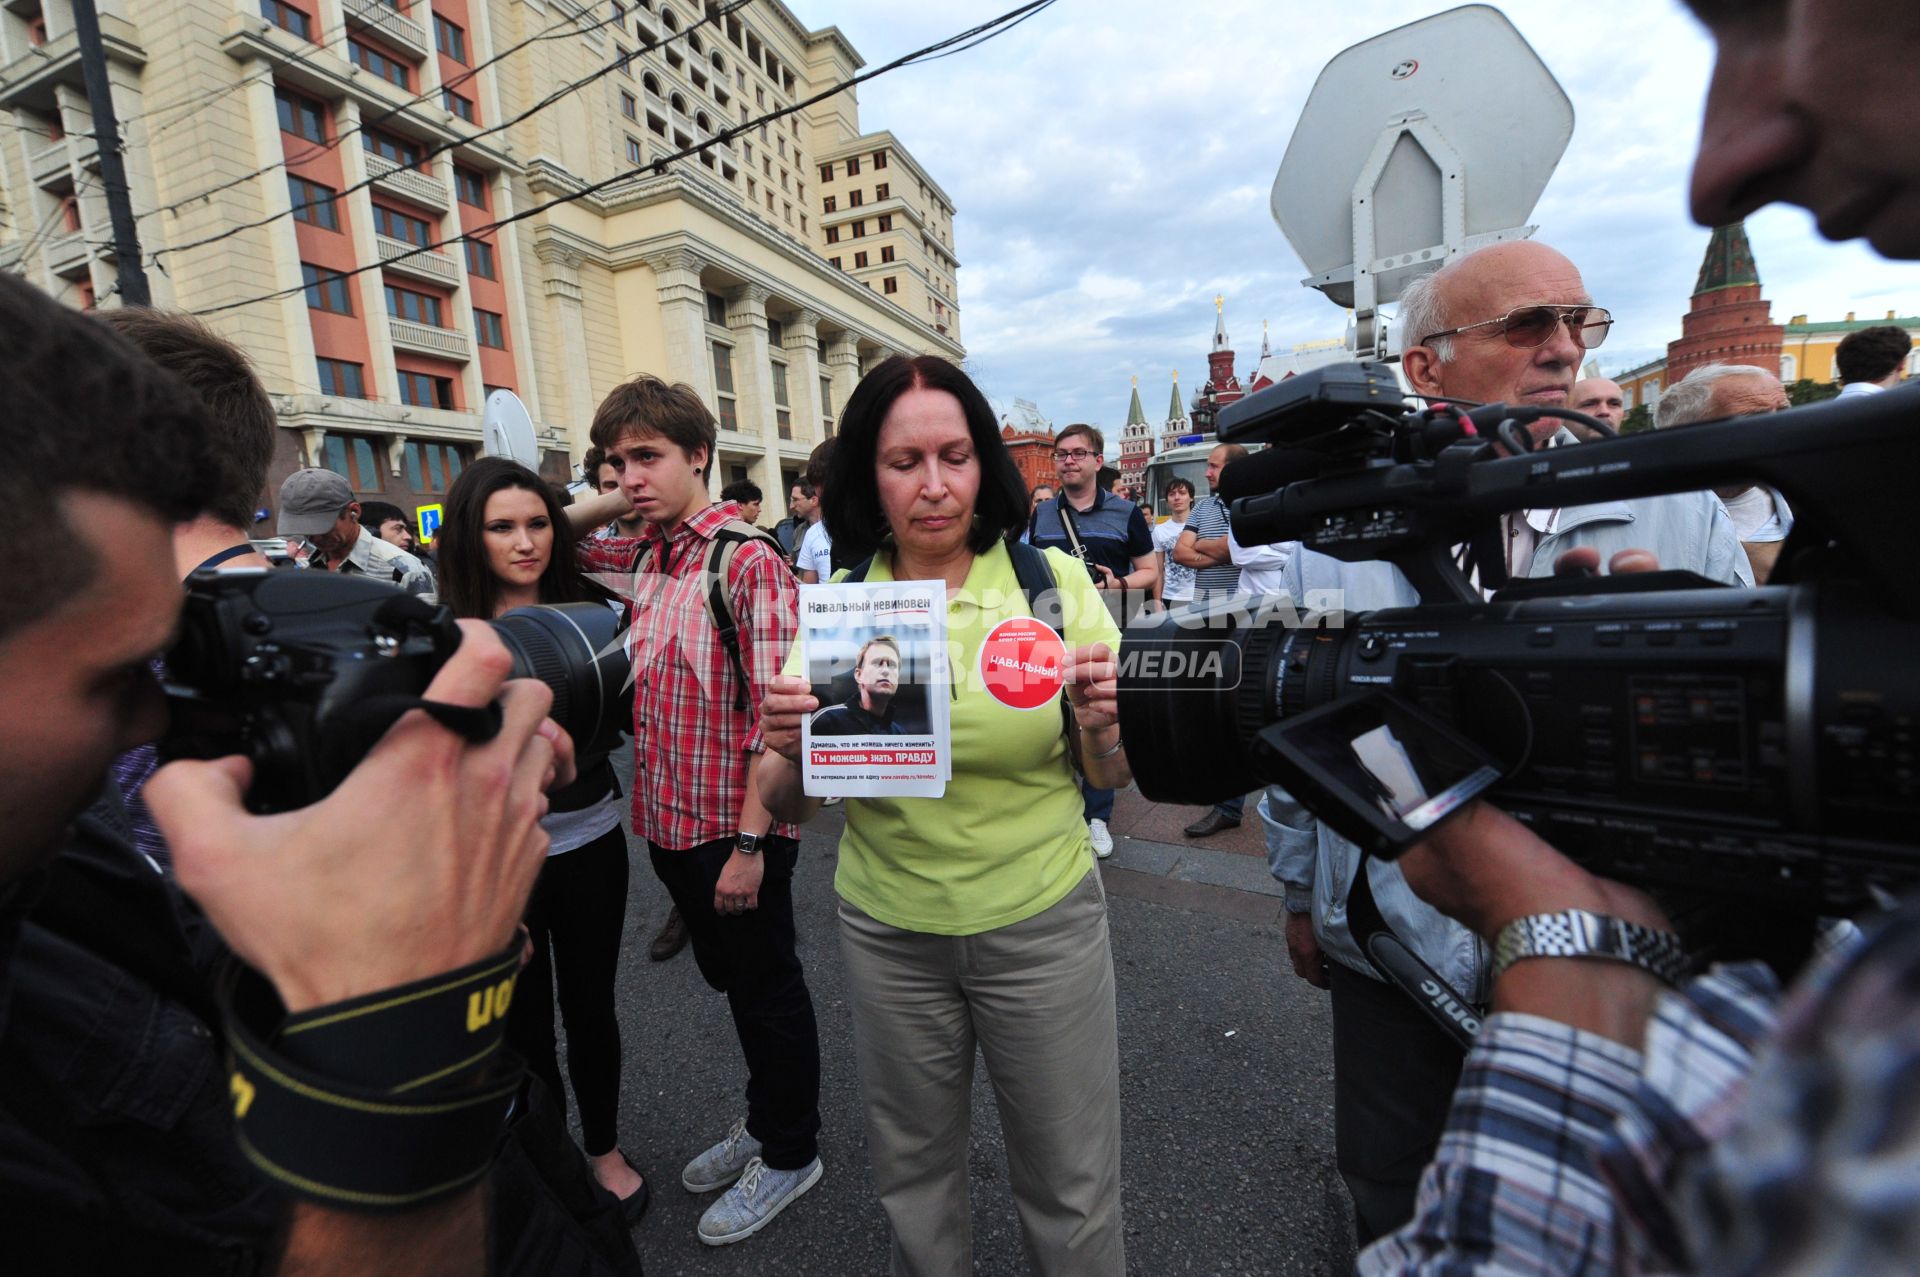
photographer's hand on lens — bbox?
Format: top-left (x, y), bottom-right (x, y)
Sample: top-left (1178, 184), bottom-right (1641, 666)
top-left (1400, 801), bottom-right (1673, 1049)
top-left (148, 620), bottom-right (574, 1013)
top-left (761, 673), bottom-right (819, 763)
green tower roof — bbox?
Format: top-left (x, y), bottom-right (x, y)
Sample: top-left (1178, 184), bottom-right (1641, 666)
top-left (1167, 373), bottom-right (1184, 422)
top-left (1124, 378), bottom-right (1148, 426)
top-left (1694, 221), bottom-right (1761, 294)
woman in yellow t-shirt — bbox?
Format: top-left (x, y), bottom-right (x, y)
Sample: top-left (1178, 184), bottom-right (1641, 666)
top-left (759, 355), bottom-right (1130, 1275)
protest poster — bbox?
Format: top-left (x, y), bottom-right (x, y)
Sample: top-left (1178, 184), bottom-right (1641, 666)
top-left (798, 579), bottom-right (949, 797)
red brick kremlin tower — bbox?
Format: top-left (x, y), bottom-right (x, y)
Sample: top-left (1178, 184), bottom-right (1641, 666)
top-left (1666, 222), bottom-right (1784, 384)
top-left (1189, 295), bottom-right (1246, 435)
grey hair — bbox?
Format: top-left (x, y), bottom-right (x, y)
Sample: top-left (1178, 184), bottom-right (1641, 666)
top-left (1655, 363), bottom-right (1776, 429)
top-left (1396, 269), bottom-right (1454, 362)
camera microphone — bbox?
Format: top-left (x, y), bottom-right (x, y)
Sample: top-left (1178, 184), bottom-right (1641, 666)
top-left (1214, 447), bottom-right (1327, 503)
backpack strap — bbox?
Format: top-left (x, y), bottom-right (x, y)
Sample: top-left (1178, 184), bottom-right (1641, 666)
top-left (701, 519), bottom-right (788, 713)
top-left (1006, 541), bottom-right (1086, 777)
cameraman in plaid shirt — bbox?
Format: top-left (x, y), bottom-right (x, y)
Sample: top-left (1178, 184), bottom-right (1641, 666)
top-left (569, 377), bottom-right (822, 1248)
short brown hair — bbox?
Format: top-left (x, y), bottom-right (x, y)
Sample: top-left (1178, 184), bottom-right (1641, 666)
top-left (1056, 422), bottom-right (1103, 454)
top-left (805, 437), bottom-right (835, 490)
top-left (588, 375), bottom-right (715, 475)
top-left (581, 444), bottom-right (611, 485)
top-left (95, 307), bottom-right (275, 529)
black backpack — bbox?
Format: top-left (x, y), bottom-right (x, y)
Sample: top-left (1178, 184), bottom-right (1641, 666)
top-left (699, 518), bottom-right (791, 712)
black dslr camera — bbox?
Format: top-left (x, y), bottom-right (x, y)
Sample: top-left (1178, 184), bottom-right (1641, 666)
top-left (1119, 363), bottom-right (1920, 917)
top-left (163, 570), bottom-right (632, 813)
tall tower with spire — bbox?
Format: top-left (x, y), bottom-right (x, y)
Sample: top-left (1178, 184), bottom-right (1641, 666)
top-left (1665, 221), bottom-right (1784, 385)
top-left (1159, 370), bottom-right (1190, 453)
top-left (1118, 375), bottom-right (1154, 499)
top-left (1192, 294), bottom-right (1246, 435)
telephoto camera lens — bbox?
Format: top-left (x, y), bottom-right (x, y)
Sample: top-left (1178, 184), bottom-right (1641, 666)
top-left (489, 603), bottom-right (632, 765)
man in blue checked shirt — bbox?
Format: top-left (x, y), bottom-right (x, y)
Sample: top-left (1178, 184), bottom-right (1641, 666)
top-left (1362, 5), bottom-right (1920, 1270)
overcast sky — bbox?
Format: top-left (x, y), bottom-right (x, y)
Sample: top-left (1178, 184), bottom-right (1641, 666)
top-left (818, 0), bottom-right (1920, 434)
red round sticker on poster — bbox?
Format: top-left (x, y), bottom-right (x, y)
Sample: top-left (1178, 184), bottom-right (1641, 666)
top-left (979, 616), bottom-right (1067, 710)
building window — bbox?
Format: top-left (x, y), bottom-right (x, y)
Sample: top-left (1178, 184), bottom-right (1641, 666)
top-left (474, 308), bottom-right (507, 348)
top-left (454, 166), bottom-right (488, 209)
top-left (872, 149), bottom-right (887, 169)
top-left (398, 370), bottom-right (455, 409)
top-left (647, 111), bottom-right (666, 137)
top-left (616, 45), bottom-right (633, 75)
top-left (846, 156), bottom-right (860, 176)
top-left (442, 89), bottom-right (476, 123)
top-left (404, 441), bottom-right (468, 494)
top-left (384, 284), bottom-right (445, 327)
top-left (849, 189), bottom-right (863, 208)
top-left (373, 203), bottom-right (434, 246)
top-left (350, 39), bottom-right (412, 90)
top-left (1780, 353), bottom-right (1797, 382)
top-left (875, 182), bottom-right (889, 200)
top-left (275, 88), bottom-right (326, 143)
top-left (626, 135), bottom-right (644, 164)
top-left (260, 0), bottom-right (313, 40)
top-left (819, 163), bottom-right (832, 183)
top-left (620, 90), bottom-right (637, 119)
top-left (363, 128), bottom-right (424, 168)
top-left (288, 175), bottom-right (340, 230)
top-left (766, 317), bottom-right (785, 347)
top-left (434, 14), bottom-right (466, 62)
top-left (710, 343), bottom-right (739, 431)
top-left (322, 433), bottom-right (385, 492)
top-left (770, 358), bottom-right (791, 439)
top-left (316, 358), bottom-right (366, 399)
top-left (853, 250), bottom-right (869, 268)
top-left (825, 225), bottom-right (838, 244)
top-left (828, 256), bottom-right (841, 270)
top-left (880, 245), bottom-right (895, 263)
top-left (877, 213), bottom-right (892, 232)
top-left (302, 263), bottom-right (353, 314)
top-left (883, 276), bottom-right (898, 295)
top-left (705, 291), bottom-right (727, 325)
top-left (465, 238), bottom-right (496, 279)
top-left (851, 221), bottom-right (865, 238)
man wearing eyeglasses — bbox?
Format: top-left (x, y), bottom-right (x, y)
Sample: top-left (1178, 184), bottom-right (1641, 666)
top-left (1027, 423), bottom-right (1157, 858)
top-left (1267, 239), bottom-right (1749, 1247)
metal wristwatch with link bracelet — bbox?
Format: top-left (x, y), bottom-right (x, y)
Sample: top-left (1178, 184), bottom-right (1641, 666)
top-left (1491, 908), bottom-right (1689, 986)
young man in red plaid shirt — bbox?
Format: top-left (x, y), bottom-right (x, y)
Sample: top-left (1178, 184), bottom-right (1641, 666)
top-left (569, 376), bottom-right (822, 1247)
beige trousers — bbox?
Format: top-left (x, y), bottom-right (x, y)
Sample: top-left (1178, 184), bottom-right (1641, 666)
top-left (838, 870), bottom-right (1126, 1277)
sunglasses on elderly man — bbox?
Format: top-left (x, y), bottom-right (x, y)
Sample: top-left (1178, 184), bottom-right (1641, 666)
top-left (1420, 304), bottom-right (1613, 351)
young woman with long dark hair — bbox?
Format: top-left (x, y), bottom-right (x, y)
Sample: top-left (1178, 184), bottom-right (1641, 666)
top-left (439, 457), bottom-right (649, 1223)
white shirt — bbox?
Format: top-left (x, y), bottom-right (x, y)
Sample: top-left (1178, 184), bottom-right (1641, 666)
top-left (1228, 531), bottom-right (1294, 596)
top-left (1152, 518), bottom-right (1195, 600)
top-left (1720, 485), bottom-right (1793, 543)
top-left (1837, 380), bottom-right (1885, 398)
top-left (795, 519), bottom-right (832, 580)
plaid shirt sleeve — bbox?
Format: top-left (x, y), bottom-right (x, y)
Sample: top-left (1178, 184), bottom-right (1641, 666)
top-left (1360, 962), bottom-right (1785, 1276)
top-left (728, 538), bottom-right (799, 756)
top-left (576, 533), bottom-right (645, 583)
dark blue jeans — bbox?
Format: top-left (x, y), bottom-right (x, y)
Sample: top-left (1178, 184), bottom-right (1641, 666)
top-left (1082, 776), bottom-right (1113, 823)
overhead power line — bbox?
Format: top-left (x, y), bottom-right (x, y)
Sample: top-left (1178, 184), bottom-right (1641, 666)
top-left (190, 0), bottom-right (1057, 320)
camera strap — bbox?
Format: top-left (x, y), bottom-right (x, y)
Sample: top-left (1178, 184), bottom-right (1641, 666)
top-left (1347, 858), bottom-right (1480, 1052)
top-left (332, 692), bottom-right (503, 746)
top-left (217, 941), bottom-right (526, 1211)
top-left (1055, 497), bottom-right (1091, 566)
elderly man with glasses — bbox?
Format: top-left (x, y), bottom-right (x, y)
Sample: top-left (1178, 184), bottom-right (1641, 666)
top-left (1264, 239), bottom-right (1751, 1248)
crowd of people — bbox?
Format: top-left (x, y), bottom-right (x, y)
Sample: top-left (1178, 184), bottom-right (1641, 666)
top-left (3, 0), bottom-right (1919, 1272)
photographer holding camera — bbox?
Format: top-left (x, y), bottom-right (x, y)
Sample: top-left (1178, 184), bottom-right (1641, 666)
top-left (1353, 1), bottom-right (1920, 1271)
top-left (1267, 235), bottom-right (1750, 1247)
top-left (0, 273), bottom-right (610, 1272)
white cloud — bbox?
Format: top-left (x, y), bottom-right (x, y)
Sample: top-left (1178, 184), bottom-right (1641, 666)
top-left (817, 0), bottom-right (1920, 424)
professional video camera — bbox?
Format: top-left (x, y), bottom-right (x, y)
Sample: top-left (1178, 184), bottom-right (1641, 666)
top-left (1119, 363), bottom-right (1920, 916)
top-left (162, 569), bottom-right (632, 813)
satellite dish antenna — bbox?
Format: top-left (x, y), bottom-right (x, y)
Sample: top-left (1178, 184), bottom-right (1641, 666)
top-left (482, 388), bottom-right (541, 469)
top-left (1271, 4), bottom-right (1573, 360)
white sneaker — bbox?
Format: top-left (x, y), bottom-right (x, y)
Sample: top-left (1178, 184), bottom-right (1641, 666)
top-left (1089, 818), bottom-right (1114, 859)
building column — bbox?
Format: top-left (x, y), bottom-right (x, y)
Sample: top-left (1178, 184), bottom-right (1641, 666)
top-left (537, 240), bottom-right (597, 436)
top-left (646, 246), bottom-right (714, 408)
top-left (825, 329), bottom-right (862, 432)
top-left (726, 282), bottom-right (777, 453)
top-left (782, 307), bottom-right (824, 446)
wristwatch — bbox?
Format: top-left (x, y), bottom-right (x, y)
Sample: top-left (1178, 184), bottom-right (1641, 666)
top-left (1491, 909), bottom-right (1688, 986)
top-left (735, 832), bottom-right (763, 857)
